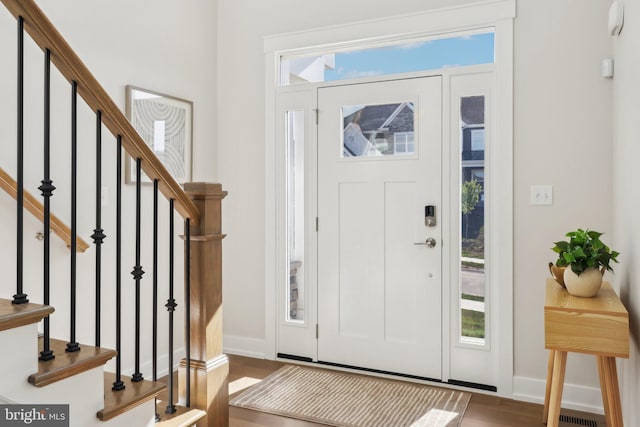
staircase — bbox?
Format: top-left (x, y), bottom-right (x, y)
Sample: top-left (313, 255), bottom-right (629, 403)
top-left (0, 1), bottom-right (227, 426)
top-left (0, 300), bottom-right (158, 426)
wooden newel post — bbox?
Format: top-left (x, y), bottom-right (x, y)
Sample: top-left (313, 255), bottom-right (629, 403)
top-left (179, 183), bottom-right (228, 427)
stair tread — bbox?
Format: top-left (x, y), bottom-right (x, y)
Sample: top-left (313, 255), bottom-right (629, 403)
top-left (156, 402), bottom-right (206, 426)
top-left (0, 298), bottom-right (54, 332)
top-left (98, 372), bottom-right (167, 421)
top-left (29, 338), bottom-right (116, 387)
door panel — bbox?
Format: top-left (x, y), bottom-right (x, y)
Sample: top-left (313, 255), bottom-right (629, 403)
top-left (338, 181), bottom-right (378, 339)
top-left (384, 182), bottom-right (419, 345)
top-left (317, 77), bottom-right (442, 379)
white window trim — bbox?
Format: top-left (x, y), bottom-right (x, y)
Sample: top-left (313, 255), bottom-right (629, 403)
top-left (264, 0), bottom-right (514, 397)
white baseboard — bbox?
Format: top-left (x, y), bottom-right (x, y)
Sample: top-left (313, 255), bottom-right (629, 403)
top-left (223, 334), bottom-right (266, 359)
top-left (513, 376), bottom-right (604, 415)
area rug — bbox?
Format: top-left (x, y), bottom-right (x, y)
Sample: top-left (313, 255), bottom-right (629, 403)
top-left (230, 365), bottom-right (470, 427)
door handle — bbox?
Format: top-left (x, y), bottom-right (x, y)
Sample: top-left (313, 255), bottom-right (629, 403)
top-left (414, 237), bottom-right (437, 248)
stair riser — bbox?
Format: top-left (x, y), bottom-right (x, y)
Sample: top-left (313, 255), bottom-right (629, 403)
top-left (0, 324), bottom-right (39, 391)
top-left (0, 324), bottom-right (159, 427)
top-left (94, 399), bottom-right (157, 427)
top-left (2, 361), bottom-right (158, 427)
top-left (4, 367), bottom-right (104, 425)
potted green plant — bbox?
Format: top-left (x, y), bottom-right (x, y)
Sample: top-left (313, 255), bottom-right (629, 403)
top-left (551, 229), bottom-right (619, 297)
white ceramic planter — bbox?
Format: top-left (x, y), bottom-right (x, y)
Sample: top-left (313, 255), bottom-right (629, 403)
top-left (563, 267), bottom-right (603, 297)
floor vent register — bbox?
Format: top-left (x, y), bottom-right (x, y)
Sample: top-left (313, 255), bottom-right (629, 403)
top-left (559, 414), bottom-right (598, 427)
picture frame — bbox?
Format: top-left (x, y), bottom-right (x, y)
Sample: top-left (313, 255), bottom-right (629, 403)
top-left (125, 86), bottom-right (193, 184)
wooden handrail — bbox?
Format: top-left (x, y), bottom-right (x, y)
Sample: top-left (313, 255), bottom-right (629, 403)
top-left (0, 0), bottom-right (200, 224)
top-left (0, 168), bottom-right (90, 253)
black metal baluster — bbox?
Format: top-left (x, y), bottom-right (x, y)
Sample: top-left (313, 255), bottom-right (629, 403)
top-left (112, 136), bottom-right (125, 391)
top-left (38, 48), bottom-right (54, 360)
top-left (92, 111), bottom-right (106, 347)
top-left (13, 16), bottom-right (27, 305)
top-left (165, 199), bottom-right (177, 414)
top-left (153, 179), bottom-right (158, 381)
top-left (153, 180), bottom-right (160, 422)
top-left (153, 180), bottom-right (159, 381)
top-left (185, 218), bottom-right (191, 408)
top-left (131, 159), bottom-right (144, 382)
top-left (66, 81), bottom-right (79, 353)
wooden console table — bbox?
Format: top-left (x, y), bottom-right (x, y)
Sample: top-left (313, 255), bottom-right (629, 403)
top-left (543, 278), bottom-right (629, 427)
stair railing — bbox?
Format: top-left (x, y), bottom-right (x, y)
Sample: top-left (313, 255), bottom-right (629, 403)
top-left (0, 0), bottom-right (228, 425)
top-left (0, 167), bottom-right (90, 253)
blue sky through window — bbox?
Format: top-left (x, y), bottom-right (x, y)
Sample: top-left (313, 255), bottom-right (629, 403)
top-left (324, 32), bottom-right (494, 81)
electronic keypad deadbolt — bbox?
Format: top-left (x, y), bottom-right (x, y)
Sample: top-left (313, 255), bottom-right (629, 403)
top-left (425, 205), bottom-right (436, 227)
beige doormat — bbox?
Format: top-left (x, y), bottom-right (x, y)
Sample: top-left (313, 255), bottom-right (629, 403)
top-left (230, 365), bottom-right (471, 427)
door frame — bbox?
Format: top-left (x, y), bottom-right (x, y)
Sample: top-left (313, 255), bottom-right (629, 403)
top-left (264, 0), bottom-right (515, 397)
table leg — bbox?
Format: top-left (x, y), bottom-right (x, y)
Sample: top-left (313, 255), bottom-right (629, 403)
top-left (543, 350), bottom-right (555, 424)
top-left (603, 356), bottom-right (624, 427)
top-left (597, 356), bottom-right (613, 427)
top-left (547, 350), bottom-right (567, 427)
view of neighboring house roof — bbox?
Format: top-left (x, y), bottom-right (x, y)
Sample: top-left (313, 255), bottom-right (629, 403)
top-left (461, 96), bottom-right (484, 125)
top-left (343, 102), bottom-right (414, 134)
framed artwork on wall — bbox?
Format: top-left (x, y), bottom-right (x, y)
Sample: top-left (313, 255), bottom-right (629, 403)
top-left (125, 86), bottom-right (193, 184)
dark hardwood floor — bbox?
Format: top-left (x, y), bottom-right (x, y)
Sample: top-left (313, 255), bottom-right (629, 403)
top-left (162, 354), bottom-right (606, 426)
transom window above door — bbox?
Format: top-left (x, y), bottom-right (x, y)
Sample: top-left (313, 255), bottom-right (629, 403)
top-left (279, 30), bottom-right (495, 86)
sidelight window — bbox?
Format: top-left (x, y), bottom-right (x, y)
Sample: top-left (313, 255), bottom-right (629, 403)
top-left (286, 110), bottom-right (305, 322)
top-left (459, 96), bottom-right (486, 344)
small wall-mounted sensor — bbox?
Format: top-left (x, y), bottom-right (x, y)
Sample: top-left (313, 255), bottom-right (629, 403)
top-left (602, 58), bottom-right (614, 78)
top-left (609, 1), bottom-right (624, 36)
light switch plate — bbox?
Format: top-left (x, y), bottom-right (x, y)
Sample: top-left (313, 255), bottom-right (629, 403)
top-left (531, 185), bottom-right (553, 205)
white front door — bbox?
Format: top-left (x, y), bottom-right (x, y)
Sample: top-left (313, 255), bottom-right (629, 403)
top-left (317, 77), bottom-right (443, 379)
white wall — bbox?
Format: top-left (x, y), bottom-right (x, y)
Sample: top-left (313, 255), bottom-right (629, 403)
top-left (218, 0), bottom-right (614, 409)
top-left (612, 0), bottom-right (640, 425)
top-left (0, 0), bottom-right (218, 378)
top-left (35, 0), bottom-right (219, 183)
top-left (512, 0), bottom-right (613, 404)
